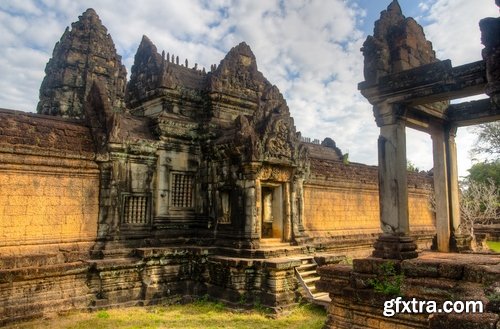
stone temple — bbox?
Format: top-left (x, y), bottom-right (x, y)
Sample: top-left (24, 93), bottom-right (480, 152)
top-left (1, 2), bottom-right (498, 327)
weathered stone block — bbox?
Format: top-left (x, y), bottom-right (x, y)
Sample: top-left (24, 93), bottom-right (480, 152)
top-left (402, 260), bottom-right (440, 278)
top-left (429, 313), bottom-right (499, 329)
top-left (438, 262), bottom-right (464, 279)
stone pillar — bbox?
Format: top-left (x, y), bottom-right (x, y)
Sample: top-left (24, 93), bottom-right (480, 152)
top-left (155, 149), bottom-right (169, 216)
top-left (372, 109), bottom-right (417, 259)
top-left (446, 126), bottom-right (461, 245)
top-left (430, 124), bottom-right (451, 252)
top-left (283, 182), bottom-right (292, 242)
top-left (244, 182), bottom-right (257, 238)
top-left (255, 178), bottom-right (262, 237)
top-left (242, 162), bottom-right (261, 241)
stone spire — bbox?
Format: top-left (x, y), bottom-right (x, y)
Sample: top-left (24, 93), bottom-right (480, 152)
top-left (126, 35), bottom-right (180, 106)
top-left (361, 0), bottom-right (436, 84)
top-left (208, 42), bottom-right (266, 96)
top-left (37, 8), bottom-right (127, 119)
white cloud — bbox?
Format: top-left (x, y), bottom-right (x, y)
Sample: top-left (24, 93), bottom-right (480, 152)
top-left (424, 0), bottom-right (497, 64)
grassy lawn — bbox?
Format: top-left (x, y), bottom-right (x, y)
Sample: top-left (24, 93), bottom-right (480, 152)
top-left (7, 301), bottom-right (326, 329)
top-left (486, 240), bottom-right (500, 252)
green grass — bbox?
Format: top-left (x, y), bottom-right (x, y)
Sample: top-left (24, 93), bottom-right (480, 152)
top-left (486, 240), bottom-right (500, 252)
top-left (7, 301), bottom-right (326, 329)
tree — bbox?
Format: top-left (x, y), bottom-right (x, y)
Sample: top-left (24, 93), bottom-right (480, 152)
top-left (470, 121), bottom-right (500, 160)
top-left (458, 179), bottom-right (499, 250)
top-left (428, 177), bottom-right (499, 250)
top-left (466, 160), bottom-right (500, 187)
top-left (407, 160), bottom-right (420, 173)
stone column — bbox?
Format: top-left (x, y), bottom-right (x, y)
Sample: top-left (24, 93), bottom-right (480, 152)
top-left (242, 162), bottom-right (261, 242)
top-left (155, 149), bottom-right (169, 216)
top-left (446, 126), bottom-right (461, 246)
top-left (283, 182), bottom-right (292, 242)
top-left (244, 182), bottom-right (257, 238)
top-left (430, 123), bottom-right (451, 252)
top-left (255, 178), bottom-right (262, 237)
top-left (372, 105), bottom-right (417, 259)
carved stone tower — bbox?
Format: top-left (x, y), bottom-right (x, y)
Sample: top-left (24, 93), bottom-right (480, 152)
top-left (37, 8), bottom-right (127, 118)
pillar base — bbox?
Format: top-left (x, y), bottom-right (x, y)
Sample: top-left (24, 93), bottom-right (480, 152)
top-left (372, 234), bottom-right (418, 259)
top-left (450, 233), bottom-right (473, 252)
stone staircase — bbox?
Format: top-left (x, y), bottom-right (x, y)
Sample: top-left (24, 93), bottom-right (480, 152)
top-left (295, 257), bottom-right (331, 307)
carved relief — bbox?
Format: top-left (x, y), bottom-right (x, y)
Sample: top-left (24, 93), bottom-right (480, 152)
top-left (258, 165), bottom-right (291, 182)
top-left (264, 119), bottom-right (293, 160)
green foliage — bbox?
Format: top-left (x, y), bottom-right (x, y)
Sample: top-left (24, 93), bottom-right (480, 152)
top-left (407, 160), bottom-right (420, 173)
top-left (368, 262), bottom-right (404, 296)
top-left (238, 292), bottom-right (248, 305)
top-left (253, 299), bottom-right (272, 315)
top-left (12, 301), bottom-right (326, 329)
top-left (96, 310), bottom-right (110, 319)
top-left (342, 257), bottom-right (353, 265)
top-left (342, 153), bottom-right (349, 165)
top-left (471, 122), bottom-right (500, 160)
top-left (466, 160), bottom-right (500, 187)
top-left (487, 292), bottom-right (500, 302)
top-left (486, 240), bottom-right (500, 253)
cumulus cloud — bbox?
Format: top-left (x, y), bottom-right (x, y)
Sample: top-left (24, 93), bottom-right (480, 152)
top-left (0, 0), bottom-right (496, 176)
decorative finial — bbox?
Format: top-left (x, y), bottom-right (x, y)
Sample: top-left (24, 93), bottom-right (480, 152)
top-left (185, 59), bottom-right (188, 67)
top-left (176, 56), bottom-right (179, 65)
top-left (167, 52), bottom-right (170, 62)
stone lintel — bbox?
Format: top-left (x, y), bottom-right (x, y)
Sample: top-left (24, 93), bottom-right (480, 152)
top-left (360, 60), bottom-right (486, 107)
top-left (372, 234), bottom-right (418, 260)
top-left (446, 98), bottom-right (500, 126)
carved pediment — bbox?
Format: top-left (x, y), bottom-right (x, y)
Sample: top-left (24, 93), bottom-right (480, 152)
top-left (258, 165), bottom-right (292, 182)
top-left (262, 118), bottom-right (294, 161)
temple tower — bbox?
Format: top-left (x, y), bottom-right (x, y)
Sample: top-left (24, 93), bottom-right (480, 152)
top-left (37, 8), bottom-right (127, 118)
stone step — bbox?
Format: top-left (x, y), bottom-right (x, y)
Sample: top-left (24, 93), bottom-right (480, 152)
top-left (101, 248), bottom-right (136, 258)
top-left (312, 292), bottom-right (330, 299)
top-left (303, 276), bottom-right (320, 284)
top-left (294, 256), bottom-right (331, 308)
top-left (297, 263), bottom-right (316, 271)
top-left (299, 270), bottom-right (317, 277)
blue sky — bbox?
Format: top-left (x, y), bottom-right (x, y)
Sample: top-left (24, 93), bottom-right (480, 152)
top-left (0, 0), bottom-right (498, 176)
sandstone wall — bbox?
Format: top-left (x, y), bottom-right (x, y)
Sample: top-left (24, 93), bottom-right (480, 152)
top-left (303, 159), bottom-right (435, 247)
top-left (0, 109), bottom-right (99, 255)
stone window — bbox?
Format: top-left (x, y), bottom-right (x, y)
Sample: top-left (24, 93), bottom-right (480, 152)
top-left (170, 172), bottom-right (194, 208)
top-left (122, 193), bottom-right (151, 224)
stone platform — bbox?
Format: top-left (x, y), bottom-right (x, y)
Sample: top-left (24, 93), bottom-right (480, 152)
top-left (317, 252), bottom-right (500, 329)
top-left (0, 244), bottom-right (346, 326)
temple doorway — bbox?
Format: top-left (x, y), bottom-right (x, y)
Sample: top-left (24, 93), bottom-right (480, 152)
top-left (261, 184), bottom-right (284, 240)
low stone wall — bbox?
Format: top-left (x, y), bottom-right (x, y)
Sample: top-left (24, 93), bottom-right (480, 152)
top-left (317, 252), bottom-right (500, 329)
top-left (476, 224), bottom-right (500, 242)
top-left (303, 159), bottom-right (435, 252)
